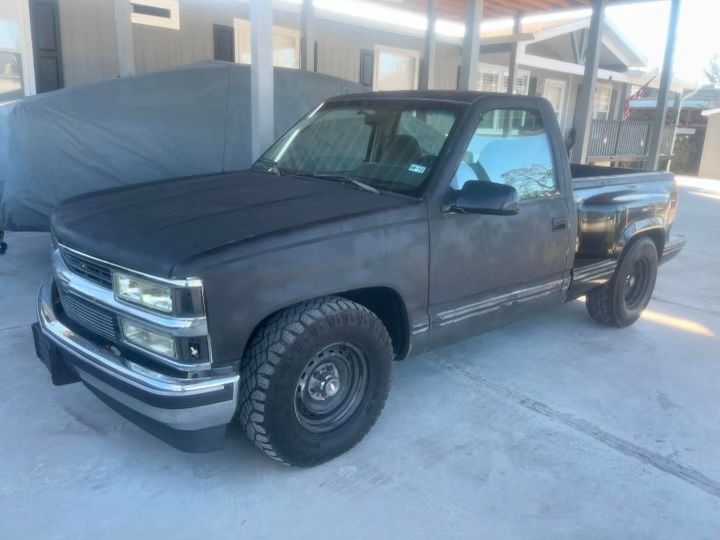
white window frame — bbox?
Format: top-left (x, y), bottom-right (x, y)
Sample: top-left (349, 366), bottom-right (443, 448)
top-left (272, 25), bottom-right (301, 69)
top-left (130, 0), bottom-right (180, 30)
top-left (373, 44), bottom-right (420, 92)
top-left (593, 82), bottom-right (613, 120)
top-left (233, 19), bottom-right (301, 69)
top-left (475, 63), bottom-right (529, 95)
top-left (543, 78), bottom-right (567, 123)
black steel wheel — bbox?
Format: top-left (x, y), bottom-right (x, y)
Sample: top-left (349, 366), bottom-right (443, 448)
top-left (294, 342), bottom-right (368, 433)
top-left (623, 258), bottom-right (652, 310)
top-left (586, 236), bottom-right (658, 327)
top-left (238, 296), bottom-right (393, 467)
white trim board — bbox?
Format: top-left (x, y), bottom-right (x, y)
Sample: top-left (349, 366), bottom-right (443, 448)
top-left (130, 0), bottom-right (180, 30)
top-left (17, 0), bottom-right (36, 96)
top-left (518, 52), bottom-right (630, 83)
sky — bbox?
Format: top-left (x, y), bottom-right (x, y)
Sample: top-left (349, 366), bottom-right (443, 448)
top-left (606, 0), bottom-right (720, 85)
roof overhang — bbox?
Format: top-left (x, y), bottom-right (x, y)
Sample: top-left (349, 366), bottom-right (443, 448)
top-left (386, 0), bottom-right (662, 21)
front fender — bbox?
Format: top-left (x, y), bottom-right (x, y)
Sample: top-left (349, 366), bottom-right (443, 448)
top-left (187, 207), bottom-right (430, 367)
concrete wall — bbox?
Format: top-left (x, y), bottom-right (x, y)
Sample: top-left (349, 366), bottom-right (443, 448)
top-left (699, 114), bottom-right (720, 179)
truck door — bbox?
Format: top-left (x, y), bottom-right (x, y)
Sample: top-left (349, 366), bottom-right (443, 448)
top-left (427, 102), bottom-right (572, 348)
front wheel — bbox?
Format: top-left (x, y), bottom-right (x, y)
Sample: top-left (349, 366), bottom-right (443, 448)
top-left (586, 236), bottom-right (658, 327)
top-left (237, 296), bottom-right (394, 467)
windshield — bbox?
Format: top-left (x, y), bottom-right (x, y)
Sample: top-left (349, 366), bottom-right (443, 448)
top-left (251, 102), bottom-right (460, 197)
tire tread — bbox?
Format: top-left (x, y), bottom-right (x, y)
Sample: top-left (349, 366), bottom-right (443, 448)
top-left (237, 296), bottom-right (393, 466)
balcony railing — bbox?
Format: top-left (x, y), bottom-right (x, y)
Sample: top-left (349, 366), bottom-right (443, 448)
top-left (586, 120), bottom-right (675, 161)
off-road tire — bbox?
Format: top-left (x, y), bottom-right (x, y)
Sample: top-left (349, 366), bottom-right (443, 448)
top-left (237, 296), bottom-right (394, 467)
top-left (586, 236), bottom-right (658, 327)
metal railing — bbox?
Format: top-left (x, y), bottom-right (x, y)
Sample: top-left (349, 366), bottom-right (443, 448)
top-left (586, 120), bottom-right (675, 161)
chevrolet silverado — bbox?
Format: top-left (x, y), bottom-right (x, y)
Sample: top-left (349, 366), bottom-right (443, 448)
top-left (33, 91), bottom-right (684, 466)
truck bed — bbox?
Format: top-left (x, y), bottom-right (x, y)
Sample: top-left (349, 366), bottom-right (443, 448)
top-left (571, 163), bottom-right (677, 259)
top-left (566, 163), bottom-right (681, 301)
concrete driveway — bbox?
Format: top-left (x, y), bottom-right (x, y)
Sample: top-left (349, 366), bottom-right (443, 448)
top-left (1, 177), bottom-right (719, 539)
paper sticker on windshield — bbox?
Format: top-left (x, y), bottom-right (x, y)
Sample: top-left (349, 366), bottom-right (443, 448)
top-left (408, 163), bottom-right (426, 174)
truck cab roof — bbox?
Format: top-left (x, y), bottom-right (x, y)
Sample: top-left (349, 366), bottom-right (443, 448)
top-left (325, 90), bottom-right (502, 106)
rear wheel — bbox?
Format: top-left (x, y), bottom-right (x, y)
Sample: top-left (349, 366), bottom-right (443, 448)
top-left (237, 296), bottom-right (394, 467)
top-left (586, 236), bottom-right (658, 327)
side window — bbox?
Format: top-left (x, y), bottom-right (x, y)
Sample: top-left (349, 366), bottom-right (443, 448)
top-left (451, 108), bottom-right (557, 200)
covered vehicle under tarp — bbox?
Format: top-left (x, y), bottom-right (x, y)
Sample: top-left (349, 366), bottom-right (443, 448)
top-left (0, 61), bottom-right (363, 233)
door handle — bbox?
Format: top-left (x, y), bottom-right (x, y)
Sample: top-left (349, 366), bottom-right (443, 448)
top-left (552, 217), bottom-right (568, 231)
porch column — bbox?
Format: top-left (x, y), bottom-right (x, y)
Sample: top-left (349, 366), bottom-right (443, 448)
top-left (646, 0), bottom-right (682, 171)
top-left (570, 0), bottom-right (605, 163)
top-left (17, 0), bottom-right (36, 95)
top-left (114, 0), bottom-right (135, 77)
top-left (300, 0), bottom-right (315, 72)
top-left (419, 0), bottom-right (437, 90)
top-left (250, 0), bottom-right (274, 161)
top-left (458, 0), bottom-right (484, 91)
top-left (506, 14), bottom-right (521, 94)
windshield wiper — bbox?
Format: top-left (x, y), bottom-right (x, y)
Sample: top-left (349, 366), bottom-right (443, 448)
top-left (314, 172), bottom-right (380, 194)
top-left (254, 157), bottom-right (285, 176)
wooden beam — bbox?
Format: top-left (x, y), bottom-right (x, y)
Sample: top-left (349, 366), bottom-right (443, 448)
top-left (419, 0), bottom-right (438, 90)
top-left (114, 0), bottom-right (135, 78)
top-left (458, 0), bottom-right (484, 91)
top-left (570, 0), bottom-right (605, 164)
top-left (300, 0), bottom-right (315, 71)
top-left (17, 0), bottom-right (36, 95)
top-left (250, 0), bottom-right (274, 161)
top-left (519, 52), bottom-right (628, 83)
top-left (570, 31), bottom-right (581, 64)
top-left (491, 0), bottom-right (537, 13)
top-left (507, 14), bottom-right (521, 94)
top-left (646, 0), bottom-right (681, 171)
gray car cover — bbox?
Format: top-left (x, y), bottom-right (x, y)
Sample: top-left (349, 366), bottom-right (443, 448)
top-left (0, 61), bottom-right (363, 232)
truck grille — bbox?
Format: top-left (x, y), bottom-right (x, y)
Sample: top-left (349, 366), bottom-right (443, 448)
top-left (60, 248), bottom-right (113, 289)
top-left (58, 289), bottom-right (120, 342)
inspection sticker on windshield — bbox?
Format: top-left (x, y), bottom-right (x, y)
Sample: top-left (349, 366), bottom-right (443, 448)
top-left (408, 163), bottom-right (426, 174)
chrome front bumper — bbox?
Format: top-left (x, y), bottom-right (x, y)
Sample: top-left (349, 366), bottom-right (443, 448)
top-left (34, 274), bottom-right (239, 452)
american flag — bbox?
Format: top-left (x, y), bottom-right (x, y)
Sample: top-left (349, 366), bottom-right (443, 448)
top-left (624, 75), bottom-right (657, 120)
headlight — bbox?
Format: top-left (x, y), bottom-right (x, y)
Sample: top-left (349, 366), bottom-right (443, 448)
top-left (114, 272), bottom-right (173, 313)
top-left (120, 319), bottom-right (176, 358)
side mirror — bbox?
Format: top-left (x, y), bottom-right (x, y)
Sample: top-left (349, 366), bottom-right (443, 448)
top-left (452, 180), bottom-right (519, 216)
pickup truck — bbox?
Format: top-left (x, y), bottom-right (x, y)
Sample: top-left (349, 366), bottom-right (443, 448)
top-left (33, 91), bottom-right (684, 467)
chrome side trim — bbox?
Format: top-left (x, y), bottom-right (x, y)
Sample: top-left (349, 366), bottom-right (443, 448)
top-left (572, 259), bottom-right (617, 283)
top-left (411, 315), bottom-right (430, 335)
top-left (434, 279), bottom-right (563, 328)
top-left (53, 249), bottom-right (207, 337)
top-left (58, 241), bottom-right (203, 288)
top-left (38, 275), bottom-right (238, 409)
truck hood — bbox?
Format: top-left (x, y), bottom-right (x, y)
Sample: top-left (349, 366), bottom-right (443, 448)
top-left (52, 170), bottom-right (414, 277)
